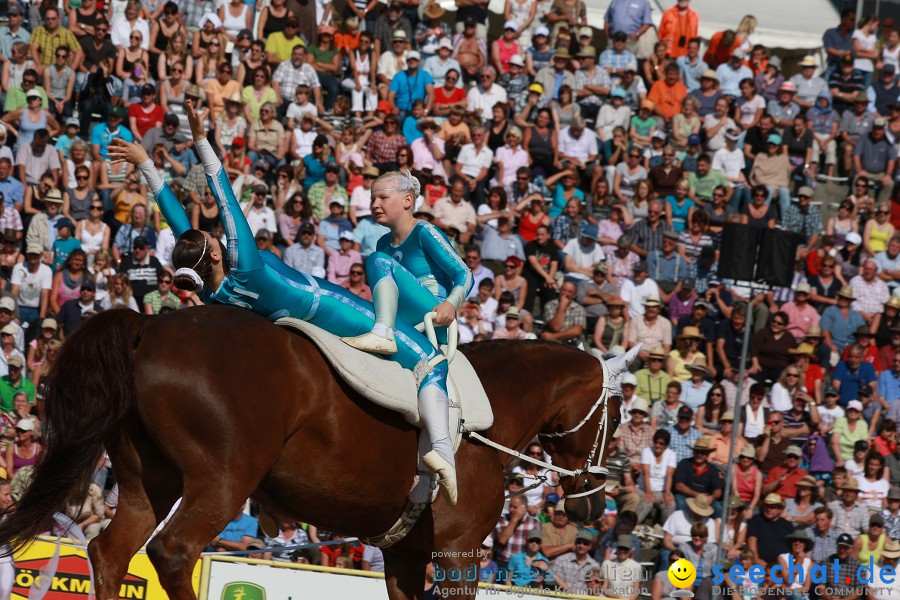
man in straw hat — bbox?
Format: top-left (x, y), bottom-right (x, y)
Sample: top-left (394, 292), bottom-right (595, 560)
top-left (747, 493), bottom-right (794, 565)
top-left (573, 46), bottom-right (610, 122)
top-left (661, 492), bottom-right (717, 563)
top-left (635, 346), bottom-right (672, 404)
top-left (681, 354), bottom-right (712, 408)
top-left (822, 285), bottom-right (866, 357)
top-left (829, 477), bottom-right (871, 536)
top-left (624, 294), bottom-right (672, 363)
top-left (673, 435), bottom-right (723, 516)
top-left (534, 47), bottom-right (575, 102)
top-left (762, 446), bottom-right (809, 499)
top-left (874, 539), bottom-right (900, 599)
top-left (790, 55), bottom-right (826, 109)
top-left (620, 395), bottom-right (651, 472)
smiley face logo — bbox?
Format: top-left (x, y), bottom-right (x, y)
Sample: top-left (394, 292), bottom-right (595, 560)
top-left (668, 558), bottom-right (697, 588)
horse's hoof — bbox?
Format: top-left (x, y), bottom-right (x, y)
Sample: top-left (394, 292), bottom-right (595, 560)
top-left (341, 332), bottom-right (398, 354)
top-left (423, 450), bottom-right (457, 506)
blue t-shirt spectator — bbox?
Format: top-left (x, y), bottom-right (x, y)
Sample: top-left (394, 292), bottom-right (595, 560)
top-left (833, 359), bottom-right (876, 407)
top-left (389, 68), bottom-right (434, 113)
top-left (218, 512), bottom-right (259, 542)
top-left (90, 122), bottom-right (133, 160)
top-left (820, 305), bottom-right (866, 354)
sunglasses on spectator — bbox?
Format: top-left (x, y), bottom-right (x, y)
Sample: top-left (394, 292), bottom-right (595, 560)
top-left (350, 270), bottom-right (364, 275)
top-left (77, 175), bottom-right (91, 181)
top-left (130, 35), bottom-right (141, 40)
top-left (878, 210), bottom-right (891, 215)
top-left (768, 419), bottom-right (783, 424)
top-left (172, 68), bottom-right (184, 73)
top-left (90, 205), bottom-right (103, 210)
top-left (160, 279), bottom-right (172, 284)
top-left (56, 53), bottom-right (68, 59)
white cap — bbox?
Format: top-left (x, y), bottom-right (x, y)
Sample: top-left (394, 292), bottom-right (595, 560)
top-left (504, 20), bottom-right (518, 31)
top-left (340, 231), bottom-right (355, 241)
top-left (846, 232), bottom-right (863, 245)
top-left (0, 297), bottom-right (15, 312)
top-left (509, 54), bottom-right (525, 67)
top-left (15, 419), bottom-right (34, 432)
top-left (535, 26), bottom-right (549, 37)
top-left (407, 50), bottom-right (421, 61)
top-left (847, 400), bottom-right (864, 412)
top-left (438, 37), bottom-right (452, 50)
top-left (621, 373), bottom-right (638, 387)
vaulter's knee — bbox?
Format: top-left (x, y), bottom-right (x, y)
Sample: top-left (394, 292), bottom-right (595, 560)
top-left (366, 251), bottom-right (395, 281)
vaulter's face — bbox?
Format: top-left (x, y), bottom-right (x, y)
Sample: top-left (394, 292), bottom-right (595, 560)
top-left (370, 184), bottom-right (410, 227)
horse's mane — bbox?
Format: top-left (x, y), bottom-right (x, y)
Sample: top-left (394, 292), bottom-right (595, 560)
top-left (458, 339), bottom-right (601, 382)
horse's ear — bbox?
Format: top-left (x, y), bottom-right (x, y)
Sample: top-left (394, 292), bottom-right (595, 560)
top-left (605, 344), bottom-right (642, 378)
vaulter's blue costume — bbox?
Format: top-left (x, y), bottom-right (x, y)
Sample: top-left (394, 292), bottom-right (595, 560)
top-left (367, 220), bottom-right (473, 346)
top-left (136, 140), bottom-right (459, 501)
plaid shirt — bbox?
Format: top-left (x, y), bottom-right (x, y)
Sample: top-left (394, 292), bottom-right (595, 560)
top-left (599, 49), bottom-right (637, 73)
top-left (29, 26), bottom-right (81, 66)
top-left (620, 421), bottom-right (652, 467)
top-left (366, 131), bottom-right (407, 165)
top-left (665, 424), bottom-right (702, 462)
top-left (574, 67), bottom-right (611, 106)
top-left (829, 500), bottom-right (871, 537)
top-left (494, 513), bottom-right (540, 563)
top-left (177, 0), bottom-right (215, 30)
top-left (553, 553), bottom-right (600, 594)
top-left (850, 274), bottom-right (891, 315)
top-left (828, 554), bottom-right (863, 597)
top-left (0, 209), bottom-right (23, 233)
top-left (780, 204), bottom-right (823, 242)
top-left (272, 61), bottom-right (321, 101)
top-left (805, 525), bottom-right (840, 564)
top-left (182, 164), bottom-right (207, 196)
top-left (542, 299), bottom-right (587, 338)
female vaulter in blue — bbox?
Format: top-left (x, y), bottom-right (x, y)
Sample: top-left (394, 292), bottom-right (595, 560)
top-left (106, 100), bottom-right (462, 505)
top-left (342, 170), bottom-right (474, 504)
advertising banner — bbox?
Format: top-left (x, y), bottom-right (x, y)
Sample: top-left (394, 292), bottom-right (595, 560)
top-left (10, 538), bottom-right (200, 599)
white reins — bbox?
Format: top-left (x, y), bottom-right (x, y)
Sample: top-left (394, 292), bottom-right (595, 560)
top-left (467, 359), bottom-right (618, 500)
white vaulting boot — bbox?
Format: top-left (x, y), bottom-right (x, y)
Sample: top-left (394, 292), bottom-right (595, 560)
top-left (423, 450), bottom-right (458, 506)
top-left (341, 331), bottom-right (398, 354)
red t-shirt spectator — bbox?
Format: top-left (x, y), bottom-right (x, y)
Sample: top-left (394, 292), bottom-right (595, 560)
top-left (433, 86), bottom-right (466, 111)
top-left (128, 103), bottom-right (165, 139)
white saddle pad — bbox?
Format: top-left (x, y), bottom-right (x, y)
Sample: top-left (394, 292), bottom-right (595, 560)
top-left (275, 318), bottom-right (494, 435)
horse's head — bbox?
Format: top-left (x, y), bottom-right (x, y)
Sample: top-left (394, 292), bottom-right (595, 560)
top-left (538, 345), bottom-right (640, 524)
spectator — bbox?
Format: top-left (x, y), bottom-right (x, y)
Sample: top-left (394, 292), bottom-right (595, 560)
top-left (662, 492), bottom-right (718, 560)
top-left (433, 181), bottom-right (476, 245)
top-left (56, 279), bottom-right (102, 340)
top-left (284, 223), bottom-right (326, 279)
top-left (117, 236), bottom-right (164, 305)
top-left (657, 0), bottom-right (698, 59)
top-left (746, 493), bottom-right (794, 566)
top-left (540, 281), bottom-right (585, 346)
top-left (494, 495), bottom-right (540, 572)
top-left (854, 119), bottom-right (897, 203)
top-left (762, 445), bottom-right (809, 499)
top-left (823, 286), bottom-right (867, 356)
top-left (553, 530), bottom-right (600, 594)
top-left (597, 535), bottom-right (641, 600)
top-left (672, 435), bottom-right (722, 514)
top-left (834, 347), bottom-right (878, 408)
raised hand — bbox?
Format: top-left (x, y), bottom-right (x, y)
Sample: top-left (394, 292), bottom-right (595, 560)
top-left (185, 99), bottom-right (206, 142)
top-left (107, 138), bottom-right (150, 166)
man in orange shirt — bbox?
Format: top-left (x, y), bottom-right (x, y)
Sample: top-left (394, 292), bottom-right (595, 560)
top-left (658, 0), bottom-right (699, 59)
top-left (648, 63), bottom-right (687, 123)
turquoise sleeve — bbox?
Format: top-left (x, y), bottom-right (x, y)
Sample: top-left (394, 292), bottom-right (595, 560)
top-left (201, 143), bottom-right (263, 273)
top-left (418, 223), bottom-right (473, 309)
top-left (138, 160), bottom-right (191, 237)
top-left (152, 182), bottom-right (192, 238)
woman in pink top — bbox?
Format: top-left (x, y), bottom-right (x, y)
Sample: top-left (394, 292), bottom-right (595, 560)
top-left (491, 22), bottom-right (521, 74)
top-left (493, 126), bottom-right (530, 187)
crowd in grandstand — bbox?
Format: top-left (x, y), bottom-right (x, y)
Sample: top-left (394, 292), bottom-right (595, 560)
top-left (6, 0), bottom-right (900, 595)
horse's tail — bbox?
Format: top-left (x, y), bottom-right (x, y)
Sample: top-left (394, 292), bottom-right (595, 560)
top-left (0, 308), bottom-right (145, 551)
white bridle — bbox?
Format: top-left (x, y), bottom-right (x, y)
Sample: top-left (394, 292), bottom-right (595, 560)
top-left (467, 358), bottom-right (619, 500)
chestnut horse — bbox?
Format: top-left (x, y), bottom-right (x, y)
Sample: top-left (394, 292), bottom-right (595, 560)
top-left (0, 306), bottom-right (620, 600)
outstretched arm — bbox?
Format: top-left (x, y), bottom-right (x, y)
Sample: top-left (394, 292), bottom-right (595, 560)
top-left (186, 99), bottom-right (262, 273)
top-left (419, 222), bottom-right (473, 321)
top-left (107, 139), bottom-right (192, 237)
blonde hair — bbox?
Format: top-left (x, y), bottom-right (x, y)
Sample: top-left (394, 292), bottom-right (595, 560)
top-left (737, 15), bottom-right (757, 35)
top-left (373, 170), bottom-right (421, 204)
